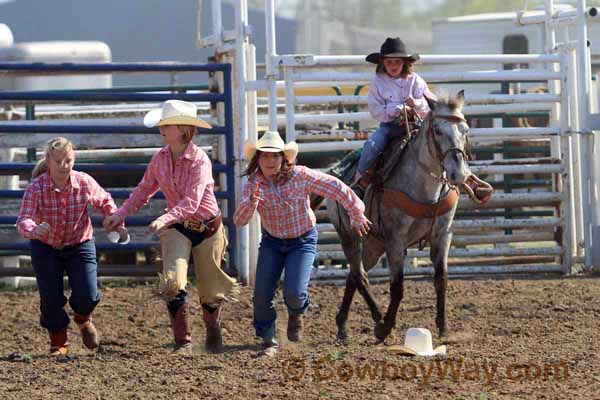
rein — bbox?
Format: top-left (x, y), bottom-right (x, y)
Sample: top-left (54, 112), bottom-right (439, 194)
top-left (420, 113), bottom-right (468, 248)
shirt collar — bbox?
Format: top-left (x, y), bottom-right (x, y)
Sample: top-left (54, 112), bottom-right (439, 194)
top-left (182, 142), bottom-right (196, 160)
top-left (255, 167), bottom-right (298, 186)
top-left (40, 171), bottom-right (78, 191)
top-left (162, 142), bottom-right (197, 161)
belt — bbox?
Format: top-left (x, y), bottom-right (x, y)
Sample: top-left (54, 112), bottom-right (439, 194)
top-left (182, 212), bottom-right (222, 238)
top-left (53, 239), bottom-right (90, 251)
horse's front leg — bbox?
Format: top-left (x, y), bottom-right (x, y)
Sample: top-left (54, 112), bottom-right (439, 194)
top-left (431, 230), bottom-right (452, 338)
top-left (374, 243), bottom-right (406, 341)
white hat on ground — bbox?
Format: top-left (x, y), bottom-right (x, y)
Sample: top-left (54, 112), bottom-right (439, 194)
top-left (387, 327), bottom-right (447, 357)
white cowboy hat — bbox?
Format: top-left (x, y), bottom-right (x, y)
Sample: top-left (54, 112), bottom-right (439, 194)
top-left (387, 328), bottom-right (447, 357)
top-left (243, 131), bottom-right (298, 163)
top-left (143, 99), bottom-right (212, 129)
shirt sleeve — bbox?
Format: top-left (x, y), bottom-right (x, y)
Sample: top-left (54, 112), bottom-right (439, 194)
top-left (411, 74), bottom-right (432, 119)
top-left (301, 167), bottom-right (367, 227)
top-left (233, 176), bottom-right (259, 227)
top-left (116, 154), bottom-right (161, 220)
top-left (155, 157), bottom-right (212, 226)
top-left (16, 182), bottom-right (40, 239)
top-left (84, 173), bottom-right (120, 219)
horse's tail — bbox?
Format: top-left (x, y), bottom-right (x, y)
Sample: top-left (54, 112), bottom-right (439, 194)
top-left (310, 193), bottom-right (325, 211)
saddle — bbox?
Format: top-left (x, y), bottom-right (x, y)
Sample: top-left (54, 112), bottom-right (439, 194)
top-left (331, 130), bottom-right (414, 199)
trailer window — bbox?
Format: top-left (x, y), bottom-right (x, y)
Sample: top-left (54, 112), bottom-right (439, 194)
top-left (502, 34), bottom-right (529, 94)
top-left (503, 34), bottom-right (529, 70)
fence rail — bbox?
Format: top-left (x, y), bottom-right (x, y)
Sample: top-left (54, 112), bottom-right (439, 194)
top-left (0, 61), bottom-right (244, 283)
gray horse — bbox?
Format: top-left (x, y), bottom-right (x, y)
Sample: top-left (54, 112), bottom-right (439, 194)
top-left (324, 92), bottom-right (470, 342)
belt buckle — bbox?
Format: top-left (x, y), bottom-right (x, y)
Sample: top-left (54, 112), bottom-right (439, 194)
top-left (184, 220), bottom-right (206, 233)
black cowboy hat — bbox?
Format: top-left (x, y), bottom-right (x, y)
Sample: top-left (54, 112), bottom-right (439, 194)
top-left (366, 37), bottom-right (420, 64)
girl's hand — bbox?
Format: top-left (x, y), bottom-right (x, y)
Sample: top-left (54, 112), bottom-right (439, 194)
top-left (148, 219), bottom-right (166, 234)
top-left (405, 96), bottom-right (416, 108)
top-left (395, 104), bottom-right (412, 117)
top-left (250, 181), bottom-right (262, 203)
top-left (103, 214), bottom-right (122, 231)
top-left (33, 222), bottom-right (50, 238)
top-left (353, 218), bottom-right (372, 237)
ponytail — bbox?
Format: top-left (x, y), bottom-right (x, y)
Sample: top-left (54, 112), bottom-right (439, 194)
top-left (31, 159), bottom-right (47, 179)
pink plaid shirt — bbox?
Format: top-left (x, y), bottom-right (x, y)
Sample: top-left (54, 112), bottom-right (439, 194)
top-left (17, 171), bottom-right (119, 248)
top-left (116, 142), bottom-right (219, 226)
top-left (234, 166), bottom-right (366, 239)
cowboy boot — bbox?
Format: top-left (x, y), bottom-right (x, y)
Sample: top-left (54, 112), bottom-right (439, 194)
top-left (287, 314), bottom-right (303, 342)
top-left (73, 313), bottom-right (99, 350)
top-left (257, 335), bottom-right (279, 357)
top-left (48, 329), bottom-right (69, 356)
top-left (169, 303), bottom-right (192, 355)
top-left (202, 304), bottom-right (223, 353)
top-left (350, 168), bottom-right (374, 191)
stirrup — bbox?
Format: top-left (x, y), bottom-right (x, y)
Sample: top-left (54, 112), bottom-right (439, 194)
top-left (461, 174), bottom-right (493, 204)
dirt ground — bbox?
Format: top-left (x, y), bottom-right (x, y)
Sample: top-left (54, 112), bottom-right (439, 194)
top-left (1, 273), bottom-right (600, 400)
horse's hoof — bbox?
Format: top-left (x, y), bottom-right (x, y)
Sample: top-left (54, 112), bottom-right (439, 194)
top-left (336, 329), bottom-right (348, 343)
top-left (374, 322), bottom-right (388, 341)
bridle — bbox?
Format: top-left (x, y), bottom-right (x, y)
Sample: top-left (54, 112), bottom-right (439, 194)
top-left (419, 112), bottom-right (469, 249)
top-left (427, 113), bottom-right (469, 166)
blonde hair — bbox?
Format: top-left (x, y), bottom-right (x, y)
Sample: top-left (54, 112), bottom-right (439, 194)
top-left (32, 137), bottom-right (74, 179)
top-left (178, 125), bottom-right (197, 144)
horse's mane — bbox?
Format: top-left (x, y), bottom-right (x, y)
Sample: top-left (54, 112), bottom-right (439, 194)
top-left (429, 94), bottom-right (463, 114)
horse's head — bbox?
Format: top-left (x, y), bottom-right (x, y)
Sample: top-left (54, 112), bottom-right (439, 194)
top-left (424, 90), bottom-right (471, 186)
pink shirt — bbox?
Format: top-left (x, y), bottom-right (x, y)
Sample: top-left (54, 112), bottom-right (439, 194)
top-left (234, 166), bottom-right (366, 239)
top-left (17, 171), bottom-right (118, 248)
top-left (368, 72), bottom-right (431, 122)
top-left (116, 142), bottom-right (219, 226)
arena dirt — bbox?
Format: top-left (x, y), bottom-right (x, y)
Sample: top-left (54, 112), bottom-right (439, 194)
top-left (1, 274), bottom-right (599, 399)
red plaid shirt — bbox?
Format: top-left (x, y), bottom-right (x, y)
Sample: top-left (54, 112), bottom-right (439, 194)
top-left (234, 166), bottom-right (366, 239)
top-left (116, 142), bottom-right (219, 226)
top-left (17, 171), bottom-right (118, 248)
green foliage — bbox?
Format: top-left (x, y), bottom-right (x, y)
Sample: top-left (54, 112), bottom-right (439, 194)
top-left (0, 282), bottom-right (36, 292)
top-left (323, 350), bottom-right (346, 361)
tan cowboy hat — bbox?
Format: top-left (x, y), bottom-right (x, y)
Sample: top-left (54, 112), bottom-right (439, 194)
top-left (143, 99), bottom-right (212, 129)
top-left (386, 328), bottom-right (447, 357)
top-left (243, 131), bottom-right (299, 163)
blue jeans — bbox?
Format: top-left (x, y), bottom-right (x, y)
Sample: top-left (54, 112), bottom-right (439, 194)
top-left (358, 122), bottom-right (396, 174)
top-left (253, 227), bottom-right (317, 340)
top-left (30, 239), bottom-right (100, 332)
